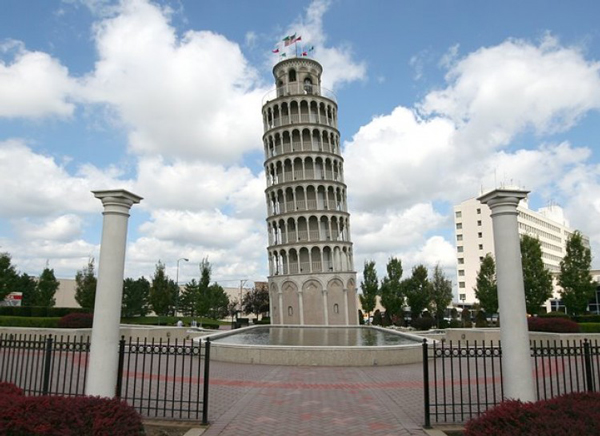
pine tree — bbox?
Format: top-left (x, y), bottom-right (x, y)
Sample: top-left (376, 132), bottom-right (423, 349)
top-left (404, 264), bottom-right (432, 319)
top-left (359, 260), bottom-right (379, 321)
top-left (474, 254), bottom-right (498, 315)
top-left (36, 267), bottom-right (59, 307)
top-left (0, 253), bottom-right (19, 301)
top-left (75, 259), bottom-right (97, 310)
top-left (149, 261), bottom-right (177, 317)
top-left (430, 264), bottom-right (453, 326)
top-left (520, 235), bottom-right (553, 315)
top-left (380, 257), bottom-right (404, 322)
top-left (18, 273), bottom-right (38, 307)
top-left (179, 279), bottom-right (200, 317)
top-left (559, 231), bottom-right (595, 315)
top-left (122, 277), bottom-right (150, 318)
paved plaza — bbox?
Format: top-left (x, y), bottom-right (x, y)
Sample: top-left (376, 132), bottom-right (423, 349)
top-left (202, 361), bottom-right (429, 436)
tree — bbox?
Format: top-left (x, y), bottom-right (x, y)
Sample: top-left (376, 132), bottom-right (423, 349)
top-left (404, 264), bottom-right (432, 319)
top-left (474, 254), bottom-right (498, 315)
top-left (36, 267), bottom-right (59, 307)
top-left (122, 277), bottom-right (150, 318)
top-left (559, 231), bottom-right (595, 315)
top-left (380, 257), bottom-right (404, 321)
top-left (520, 235), bottom-right (553, 315)
top-left (75, 259), bottom-right (97, 310)
top-left (0, 253), bottom-right (19, 301)
top-left (179, 279), bottom-right (200, 317)
top-left (430, 264), bottom-right (453, 327)
top-left (18, 273), bottom-right (37, 307)
top-left (192, 258), bottom-right (230, 320)
top-left (242, 283), bottom-right (270, 319)
top-left (359, 260), bottom-right (379, 320)
top-left (148, 261), bottom-right (177, 317)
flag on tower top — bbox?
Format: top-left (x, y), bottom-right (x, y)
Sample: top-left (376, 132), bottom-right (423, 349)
top-left (272, 47), bottom-right (280, 54)
top-left (284, 33), bottom-right (297, 46)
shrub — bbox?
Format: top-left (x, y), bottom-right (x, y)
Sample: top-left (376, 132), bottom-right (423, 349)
top-left (0, 394), bottom-right (144, 436)
top-left (437, 319), bottom-right (450, 329)
top-left (58, 313), bottom-right (94, 329)
top-left (0, 317), bottom-right (60, 328)
top-left (372, 309), bottom-right (382, 326)
top-left (449, 319), bottom-right (462, 328)
top-left (202, 322), bottom-right (220, 330)
top-left (539, 311), bottom-right (571, 319)
top-left (0, 383), bottom-right (23, 397)
top-left (465, 392), bottom-right (600, 436)
top-left (254, 317), bottom-right (271, 325)
top-left (528, 316), bottom-right (580, 333)
top-left (411, 317), bottom-right (434, 331)
top-left (579, 323), bottom-right (600, 333)
top-left (461, 308), bottom-right (473, 328)
top-left (573, 315), bottom-right (600, 323)
top-left (475, 311), bottom-right (488, 328)
top-left (358, 310), bottom-right (365, 325)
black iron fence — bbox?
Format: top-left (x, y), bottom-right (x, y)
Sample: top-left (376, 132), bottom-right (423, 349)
top-left (0, 333), bottom-right (211, 424)
top-left (423, 338), bottom-right (600, 427)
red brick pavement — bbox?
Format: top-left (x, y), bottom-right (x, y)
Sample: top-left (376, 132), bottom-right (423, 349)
top-left (202, 362), bottom-right (428, 436)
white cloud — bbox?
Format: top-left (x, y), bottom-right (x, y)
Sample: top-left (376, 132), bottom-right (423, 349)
top-left (13, 214), bottom-right (84, 242)
top-left (0, 40), bottom-right (76, 118)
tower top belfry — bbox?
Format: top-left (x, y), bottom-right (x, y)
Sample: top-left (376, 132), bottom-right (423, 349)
top-left (261, 57), bottom-right (358, 325)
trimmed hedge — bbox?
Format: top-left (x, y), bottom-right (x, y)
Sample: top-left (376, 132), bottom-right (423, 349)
top-left (573, 315), bottom-right (600, 324)
top-left (58, 313), bottom-right (94, 329)
top-left (539, 311), bottom-right (571, 319)
top-left (0, 383), bottom-right (144, 436)
top-left (528, 316), bottom-right (580, 333)
top-left (579, 323), bottom-right (600, 333)
top-left (465, 392), bottom-right (600, 436)
top-left (411, 317), bottom-right (434, 331)
top-left (0, 306), bottom-right (89, 317)
top-left (0, 317), bottom-right (60, 328)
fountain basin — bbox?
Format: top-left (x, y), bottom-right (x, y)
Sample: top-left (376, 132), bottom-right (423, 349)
top-left (202, 325), bottom-right (426, 366)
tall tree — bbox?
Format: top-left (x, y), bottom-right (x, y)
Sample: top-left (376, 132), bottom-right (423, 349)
top-left (18, 273), bottom-right (38, 307)
top-left (36, 267), bottom-right (59, 307)
top-left (149, 261), bottom-right (177, 317)
top-left (359, 260), bottom-right (379, 320)
top-left (380, 257), bottom-right (404, 320)
top-left (559, 231), bottom-right (595, 315)
top-left (0, 253), bottom-right (19, 301)
top-left (179, 279), bottom-right (200, 317)
top-left (196, 258), bottom-right (213, 318)
top-left (242, 283), bottom-right (270, 319)
top-left (122, 277), bottom-right (150, 318)
top-left (520, 235), bottom-right (553, 315)
top-left (75, 259), bottom-right (97, 310)
top-left (430, 264), bottom-right (453, 326)
top-left (474, 254), bottom-right (498, 314)
top-left (202, 284), bottom-right (230, 320)
top-left (404, 264), bottom-right (432, 319)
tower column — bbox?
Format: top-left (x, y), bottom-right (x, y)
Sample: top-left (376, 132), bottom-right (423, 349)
top-left (86, 189), bottom-right (142, 398)
top-left (322, 289), bottom-right (329, 325)
top-left (478, 188), bottom-right (535, 402)
top-left (278, 291), bottom-right (284, 325)
top-left (298, 290), bottom-right (305, 325)
top-left (343, 288), bottom-right (349, 324)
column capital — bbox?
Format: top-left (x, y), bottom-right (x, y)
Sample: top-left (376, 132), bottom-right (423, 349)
top-left (93, 190), bottom-right (143, 216)
top-left (478, 188), bottom-right (529, 217)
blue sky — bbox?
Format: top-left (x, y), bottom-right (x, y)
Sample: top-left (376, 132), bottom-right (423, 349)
top-left (1, 0), bottom-right (600, 296)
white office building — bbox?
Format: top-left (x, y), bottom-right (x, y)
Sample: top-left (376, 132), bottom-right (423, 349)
top-left (453, 195), bottom-right (590, 312)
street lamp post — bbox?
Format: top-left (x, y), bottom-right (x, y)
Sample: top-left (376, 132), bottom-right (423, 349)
top-left (175, 258), bottom-right (189, 315)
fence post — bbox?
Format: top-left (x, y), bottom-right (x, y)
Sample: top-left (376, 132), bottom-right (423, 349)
top-left (423, 338), bottom-right (431, 428)
top-left (116, 336), bottom-right (126, 398)
top-left (42, 336), bottom-right (54, 395)
top-left (583, 339), bottom-right (594, 392)
top-left (202, 338), bottom-right (211, 426)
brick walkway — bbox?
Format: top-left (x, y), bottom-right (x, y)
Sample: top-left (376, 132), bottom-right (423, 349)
top-left (202, 361), bottom-right (427, 436)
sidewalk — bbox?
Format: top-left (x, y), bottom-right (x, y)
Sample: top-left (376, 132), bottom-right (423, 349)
top-left (202, 361), bottom-right (428, 436)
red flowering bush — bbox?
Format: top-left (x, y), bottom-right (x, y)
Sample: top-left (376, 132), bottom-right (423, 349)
top-left (465, 392), bottom-right (600, 436)
top-left (0, 382), bottom-right (23, 398)
top-left (0, 393), bottom-right (144, 435)
top-left (58, 312), bottom-right (94, 328)
top-left (527, 316), bottom-right (580, 333)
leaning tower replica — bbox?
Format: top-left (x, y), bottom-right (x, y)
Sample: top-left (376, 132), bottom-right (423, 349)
top-left (262, 57), bottom-right (358, 325)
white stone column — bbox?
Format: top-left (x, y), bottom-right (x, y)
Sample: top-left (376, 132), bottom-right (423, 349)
top-left (343, 288), bottom-right (349, 325)
top-left (322, 289), bottom-right (329, 325)
top-left (278, 291), bottom-right (284, 325)
top-left (298, 290), bottom-right (305, 325)
top-left (86, 189), bottom-right (142, 398)
top-left (478, 188), bottom-right (535, 402)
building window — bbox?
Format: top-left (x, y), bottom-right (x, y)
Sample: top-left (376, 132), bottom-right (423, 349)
top-left (478, 244), bottom-right (483, 250)
top-left (478, 232), bottom-right (482, 238)
top-left (288, 69), bottom-right (297, 82)
top-left (459, 293), bottom-right (466, 301)
top-left (288, 306), bottom-right (293, 316)
top-left (457, 246), bottom-right (464, 253)
top-left (477, 220), bottom-right (482, 226)
top-left (479, 256), bottom-right (484, 261)
top-left (455, 211), bottom-right (462, 218)
top-left (456, 223), bottom-right (462, 230)
top-left (458, 258), bottom-right (464, 265)
top-left (477, 208), bottom-right (481, 214)
top-left (459, 282), bottom-right (465, 288)
top-left (458, 270), bottom-right (465, 276)
top-left (333, 303), bottom-right (339, 314)
top-left (457, 234), bottom-right (463, 241)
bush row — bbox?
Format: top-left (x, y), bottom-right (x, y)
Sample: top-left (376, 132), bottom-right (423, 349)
top-left (0, 382), bottom-right (144, 436)
top-left (0, 306), bottom-right (89, 317)
top-left (57, 313), bottom-right (94, 329)
top-left (528, 316), bottom-right (580, 333)
top-left (578, 323), bottom-right (600, 333)
top-left (465, 392), bottom-right (600, 436)
top-left (0, 317), bottom-right (60, 328)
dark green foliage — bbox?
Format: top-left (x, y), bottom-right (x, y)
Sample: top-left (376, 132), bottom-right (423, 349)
top-left (17, 273), bottom-right (37, 307)
top-left (461, 307), bottom-right (473, 327)
top-left (148, 261), bottom-right (177, 316)
top-left (372, 309), bottom-right (382, 325)
top-left (449, 319), bottom-right (462, 328)
top-left (0, 317), bottom-right (60, 328)
top-left (521, 235), bottom-right (553, 315)
top-left (559, 231), bottom-right (595, 315)
top-left (199, 284), bottom-right (230, 319)
top-left (475, 310), bottom-right (488, 327)
top-left (380, 257), bottom-right (404, 320)
top-left (474, 254), bottom-right (498, 315)
top-left (36, 267), bottom-right (59, 307)
top-left (359, 260), bottom-right (379, 318)
top-left (579, 323), bottom-right (600, 333)
top-left (358, 309), bottom-right (365, 325)
top-left (539, 311), bottom-right (571, 319)
top-left (430, 264), bottom-right (453, 327)
top-left (178, 279), bottom-right (200, 317)
top-left (75, 259), bottom-right (97, 310)
top-left (242, 283), bottom-right (270, 318)
top-left (572, 314), bottom-right (600, 323)
top-left (0, 306), bottom-right (88, 317)
top-left (122, 277), bottom-right (150, 318)
top-left (411, 316), bottom-right (434, 331)
top-left (404, 265), bottom-right (432, 319)
top-left (0, 253), bottom-right (19, 301)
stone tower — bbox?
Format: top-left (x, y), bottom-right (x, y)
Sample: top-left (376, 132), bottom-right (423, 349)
top-left (262, 57), bottom-right (358, 325)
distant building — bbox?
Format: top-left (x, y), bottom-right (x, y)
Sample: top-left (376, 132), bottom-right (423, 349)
top-left (453, 195), bottom-right (591, 312)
